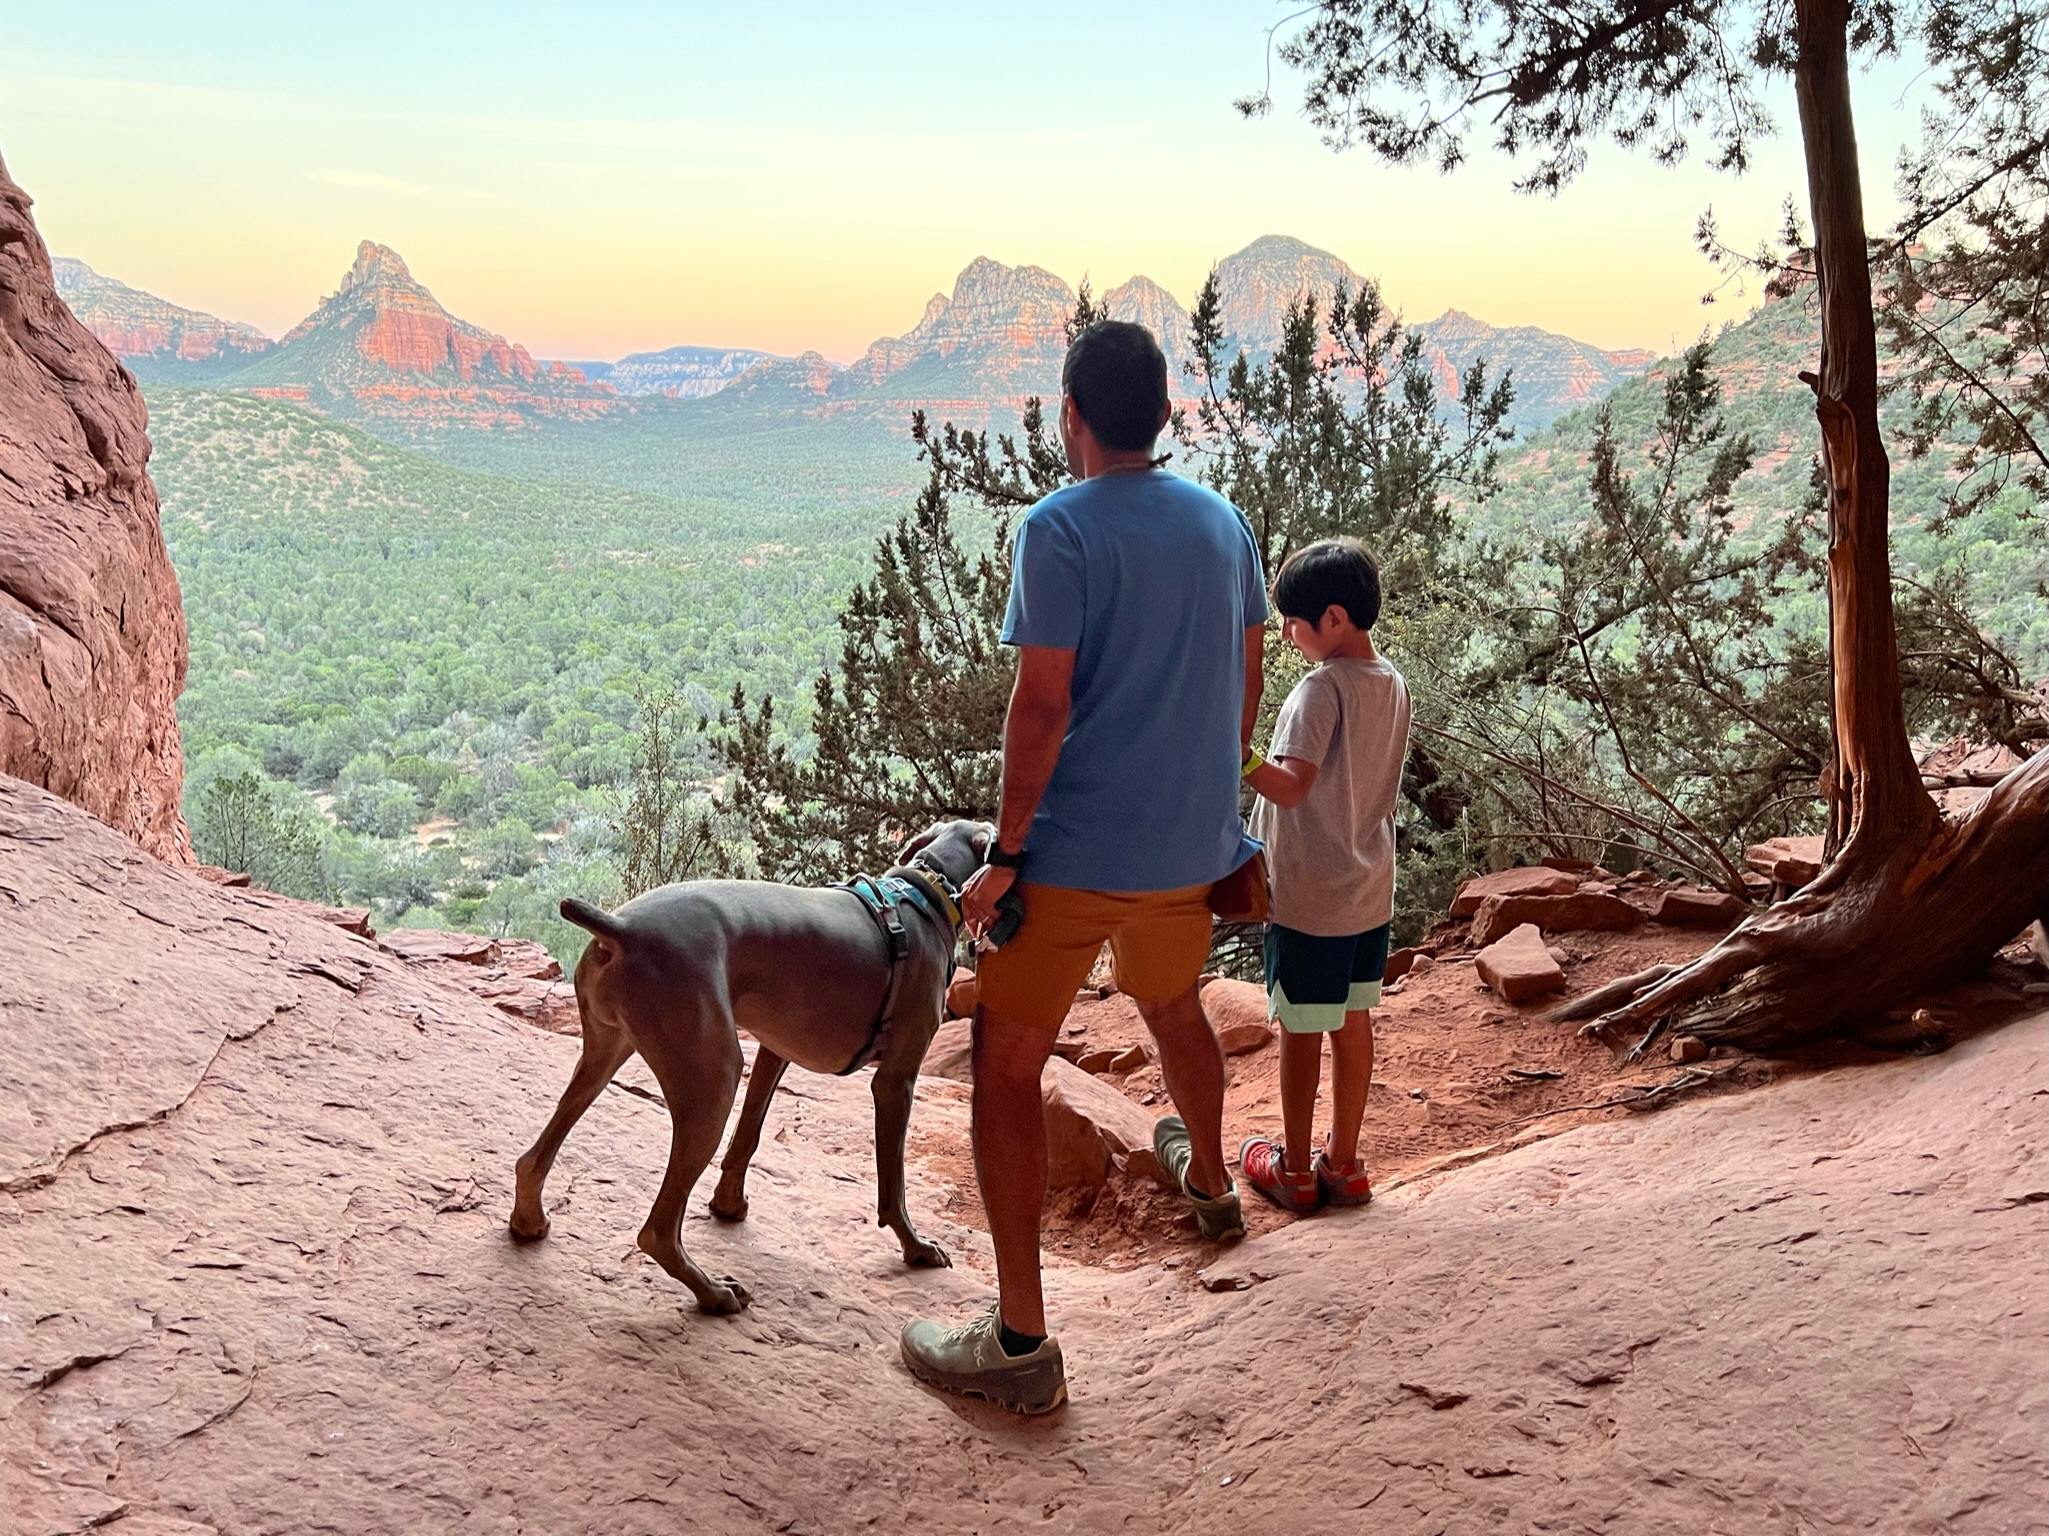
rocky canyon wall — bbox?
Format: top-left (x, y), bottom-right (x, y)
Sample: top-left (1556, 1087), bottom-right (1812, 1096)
top-left (0, 152), bottom-right (191, 861)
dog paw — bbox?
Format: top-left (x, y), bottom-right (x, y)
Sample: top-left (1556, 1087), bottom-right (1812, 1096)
top-left (697, 1276), bottom-right (754, 1315)
top-left (507, 1211), bottom-right (550, 1243)
top-left (903, 1238), bottom-right (952, 1269)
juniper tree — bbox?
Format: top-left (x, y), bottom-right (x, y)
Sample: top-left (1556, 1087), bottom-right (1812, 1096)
top-left (1253, 0), bottom-right (2049, 1054)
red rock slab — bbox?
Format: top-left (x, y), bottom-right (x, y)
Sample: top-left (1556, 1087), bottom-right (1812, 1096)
top-left (1469, 891), bottom-right (1645, 946)
top-left (191, 865), bottom-right (252, 887)
top-left (1450, 866), bottom-right (1578, 917)
top-left (495, 937), bottom-right (564, 981)
top-left (1042, 1055), bottom-right (1168, 1189)
top-left (1745, 834), bottom-right (1825, 887)
top-left (377, 928), bottom-right (500, 965)
top-left (470, 975), bottom-right (580, 1034)
top-left (1653, 888), bottom-right (1747, 928)
top-left (1474, 923), bottom-right (1569, 1003)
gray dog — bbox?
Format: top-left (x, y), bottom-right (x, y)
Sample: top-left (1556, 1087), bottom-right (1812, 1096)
top-left (508, 820), bottom-right (989, 1314)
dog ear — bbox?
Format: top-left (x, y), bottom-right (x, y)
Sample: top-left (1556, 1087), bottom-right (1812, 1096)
top-left (899, 824), bottom-right (941, 859)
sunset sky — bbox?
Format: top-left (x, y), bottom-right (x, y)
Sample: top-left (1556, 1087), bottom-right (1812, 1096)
top-left (2, 0), bottom-right (1931, 363)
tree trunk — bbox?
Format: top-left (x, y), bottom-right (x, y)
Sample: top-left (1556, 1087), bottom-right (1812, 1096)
top-left (1585, 0), bottom-right (2049, 1054)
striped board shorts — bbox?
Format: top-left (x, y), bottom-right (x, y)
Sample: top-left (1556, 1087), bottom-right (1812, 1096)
top-left (1262, 921), bottom-right (1392, 1034)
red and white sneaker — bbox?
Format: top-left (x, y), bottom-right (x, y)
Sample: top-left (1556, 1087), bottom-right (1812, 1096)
top-left (1239, 1136), bottom-right (1322, 1214)
top-left (1313, 1150), bottom-right (1372, 1206)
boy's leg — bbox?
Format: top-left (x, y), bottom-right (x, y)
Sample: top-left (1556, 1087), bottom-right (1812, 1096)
top-left (1278, 1028), bottom-right (1322, 1175)
top-left (1326, 1009), bottom-right (1374, 1168)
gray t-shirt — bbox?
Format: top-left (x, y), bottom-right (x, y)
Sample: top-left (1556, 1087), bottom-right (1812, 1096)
top-left (1250, 655), bottom-right (1412, 936)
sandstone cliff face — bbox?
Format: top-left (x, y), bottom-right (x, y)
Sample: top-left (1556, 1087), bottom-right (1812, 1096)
top-left (231, 241), bottom-right (618, 430)
top-left (0, 154), bottom-right (191, 862)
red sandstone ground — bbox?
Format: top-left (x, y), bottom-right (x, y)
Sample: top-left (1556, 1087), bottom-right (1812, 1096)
top-left (9, 772), bottom-right (2044, 1534)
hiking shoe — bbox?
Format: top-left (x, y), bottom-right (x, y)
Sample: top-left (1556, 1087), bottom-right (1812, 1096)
top-left (1153, 1114), bottom-right (1246, 1242)
top-left (1314, 1149), bottom-right (1373, 1207)
top-left (900, 1306), bottom-right (1067, 1415)
top-left (1240, 1135), bottom-right (1322, 1214)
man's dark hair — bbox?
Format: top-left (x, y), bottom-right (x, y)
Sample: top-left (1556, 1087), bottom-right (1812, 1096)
top-left (1274, 538), bottom-right (1383, 631)
top-left (1061, 320), bottom-right (1168, 452)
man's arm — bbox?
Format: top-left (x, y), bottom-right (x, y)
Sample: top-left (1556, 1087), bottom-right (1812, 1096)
top-left (995, 645), bottom-right (1076, 852)
top-left (1241, 625), bottom-right (1265, 759)
top-left (960, 644), bottom-right (1074, 932)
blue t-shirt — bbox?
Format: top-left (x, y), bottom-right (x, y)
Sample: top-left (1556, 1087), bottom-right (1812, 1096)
top-left (1000, 469), bottom-right (1268, 892)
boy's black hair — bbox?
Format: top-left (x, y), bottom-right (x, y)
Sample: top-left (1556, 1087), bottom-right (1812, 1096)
top-left (1061, 320), bottom-right (1169, 452)
top-left (1273, 538), bottom-right (1383, 632)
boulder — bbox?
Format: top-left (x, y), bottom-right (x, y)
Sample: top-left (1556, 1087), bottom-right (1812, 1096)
top-left (945, 967), bottom-right (979, 1019)
top-left (1653, 888), bottom-right (1747, 928)
top-left (1385, 946), bottom-right (1422, 983)
top-left (1474, 923), bottom-right (1568, 1004)
top-left (1076, 1048), bottom-right (1119, 1075)
top-left (920, 1017), bottom-right (975, 1082)
top-left (0, 154), bottom-right (192, 861)
top-left (1200, 976), bottom-right (1269, 1036)
top-left (1041, 1056), bottom-right (1168, 1189)
top-left (1220, 1021), bottom-right (1274, 1055)
top-left (1450, 866), bottom-right (1578, 917)
top-left (1745, 835), bottom-right (1825, 888)
top-left (1469, 891), bottom-right (1645, 946)
top-left (1670, 1034), bottom-right (1710, 1063)
top-left (1109, 1043), bottom-right (1151, 1073)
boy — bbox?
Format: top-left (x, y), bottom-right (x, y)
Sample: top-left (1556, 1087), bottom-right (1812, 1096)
top-left (1240, 538), bottom-right (1411, 1211)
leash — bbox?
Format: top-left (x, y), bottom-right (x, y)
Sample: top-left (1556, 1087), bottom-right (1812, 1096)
top-left (829, 859), bottom-right (966, 1075)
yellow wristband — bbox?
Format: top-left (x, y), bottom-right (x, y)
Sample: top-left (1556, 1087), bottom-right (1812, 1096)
top-left (1241, 750), bottom-right (1265, 779)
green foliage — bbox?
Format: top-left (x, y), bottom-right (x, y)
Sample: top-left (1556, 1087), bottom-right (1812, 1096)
top-left (613, 687), bottom-right (734, 897)
top-left (192, 771), bottom-right (330, 899)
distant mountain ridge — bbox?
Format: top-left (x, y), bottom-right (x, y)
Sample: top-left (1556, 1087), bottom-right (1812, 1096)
top-left (52, 258), bottom-right (275, 381)
top-left (710, 235), bottom-right (1648, 433)
top-left (577, 345), bottom-right (780, 398)
top-left (60, 235), bottom-right (1652, 434)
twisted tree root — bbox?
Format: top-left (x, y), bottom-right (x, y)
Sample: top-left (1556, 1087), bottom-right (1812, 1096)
top-left (1582, 750), bottom-right (2049, 1057)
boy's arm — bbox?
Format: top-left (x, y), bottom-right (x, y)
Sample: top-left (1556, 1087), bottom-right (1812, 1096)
top-left (1247, 754), bottom-right (1318, 809)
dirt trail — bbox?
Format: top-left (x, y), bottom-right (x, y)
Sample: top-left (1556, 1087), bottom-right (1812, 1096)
top-left (4, 775), bottom-right (2043, 1534)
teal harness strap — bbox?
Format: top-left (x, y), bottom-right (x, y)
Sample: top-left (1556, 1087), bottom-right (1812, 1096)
top-left (829, 868), bottom-right (966, 1076)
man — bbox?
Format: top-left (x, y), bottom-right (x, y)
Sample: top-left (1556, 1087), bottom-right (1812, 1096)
top-left (899, 320), bottom-right (1267, 1414)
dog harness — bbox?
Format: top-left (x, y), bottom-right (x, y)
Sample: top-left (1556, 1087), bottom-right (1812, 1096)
top-left (829, 863), bottom-right (964, 1075)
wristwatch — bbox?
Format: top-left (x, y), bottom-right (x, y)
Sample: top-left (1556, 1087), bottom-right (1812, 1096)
top-left (986, 842), bottom-right (1027, 871)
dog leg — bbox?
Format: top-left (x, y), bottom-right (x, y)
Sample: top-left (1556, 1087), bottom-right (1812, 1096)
top-left (510, 1018), bottom-right (636, 1242)
top-left (873, 1059), bottom-right (950, 1268)
top-left (710, 1045), bottom-right (788, 1222)
top-left (635, 1027), bottom-right (752, 1314)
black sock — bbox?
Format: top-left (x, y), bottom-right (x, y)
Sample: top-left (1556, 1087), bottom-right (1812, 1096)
top-left (998, 1322), bottom-right (1046, 1358)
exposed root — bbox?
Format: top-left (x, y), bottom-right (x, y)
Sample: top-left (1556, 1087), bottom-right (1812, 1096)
top-left (1583, 750), bottom-right (2048, 1058)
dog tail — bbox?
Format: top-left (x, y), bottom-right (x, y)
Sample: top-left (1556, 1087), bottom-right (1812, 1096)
top-left (559, 897), bottom-right (631, 962)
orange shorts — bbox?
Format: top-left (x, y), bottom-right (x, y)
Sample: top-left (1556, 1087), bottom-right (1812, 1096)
top-left (976, 882), bottom-right (1213, 1037)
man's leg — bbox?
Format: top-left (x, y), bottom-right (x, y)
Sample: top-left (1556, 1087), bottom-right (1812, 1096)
top-left (1134, 982), bottom-right (1231, 1199)
top-left (969, 1000), bottom-right (1065, 1337)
